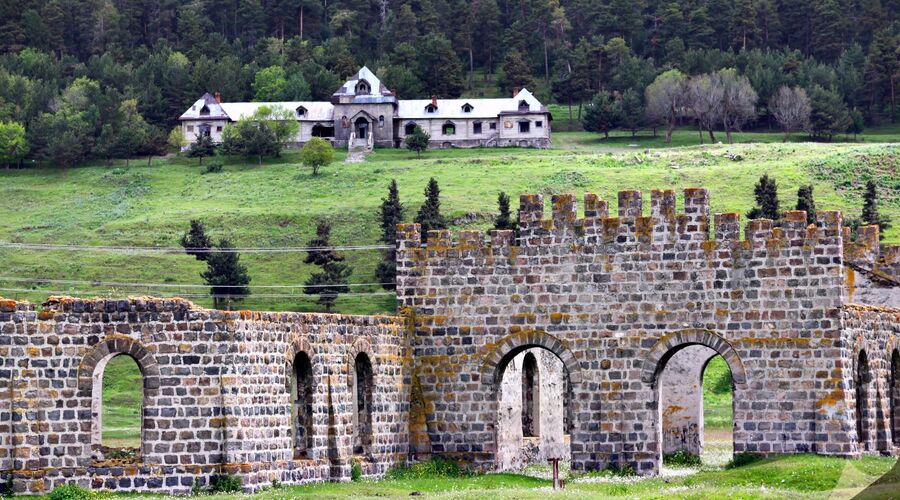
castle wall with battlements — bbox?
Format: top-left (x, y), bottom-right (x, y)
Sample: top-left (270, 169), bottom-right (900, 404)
top-left (396, 188), bottom-right (899, 474)
top-left (0, 297), bottom-right (408, 495)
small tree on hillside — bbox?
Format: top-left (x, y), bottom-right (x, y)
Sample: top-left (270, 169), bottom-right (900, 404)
top-left (716, 69), bottom-right (757, 144)
top-left (619, 89), bottom-right (643, 137)
top-left (808, 85), bottom-right (851, 140)
top-left (299, 137), bottom-right (334, 175)
top-left (405, 125), bottom-right (430, 158)
top-left (187, 135), bottom-right (215, 164)
top-left (747, 174), bottom-right (780, 222)
top-left (181, 219), bottom-right (213, 261)
top-left (862, 180), bottom-right (891, 238)
top-left (0, 121), bottom-right (29, 169)
top-left (494, 192), bottom-right (517, 231)
top-left (770, 86), bottom-right (811, 142)
top-left (644, 69), bottom-right (687, 143)
top-left (415, 177), bottom-right (447, 243)
top-left (375, 180), bottom-right (404, 290)
top-left (582, 91), bottom-right (621, 139)
top-left (201, 238), bottom-right (251, 310)
top-left (847, 109), bottom-right (865, 140)
top-left (168, 127), bottom-right (187, 152)
top-left (303, 221), bottom-right (352, 311)
top-left (796, 185), bottom-right (817, 225)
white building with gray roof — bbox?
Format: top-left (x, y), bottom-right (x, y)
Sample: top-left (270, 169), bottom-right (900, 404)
top-left (179, 67), bottom-right (551, 150)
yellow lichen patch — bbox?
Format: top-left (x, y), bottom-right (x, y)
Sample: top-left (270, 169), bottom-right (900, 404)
top-left (845, 267), bottom-right (855, 301)
top-left (715, 308), bottom-right (729, 318)
top-left (549, 312), bottom-right (571, 324)
top-left (702, 240), bottom-right (717, 258)
top-left (37, 310), bottom-right (54, 321)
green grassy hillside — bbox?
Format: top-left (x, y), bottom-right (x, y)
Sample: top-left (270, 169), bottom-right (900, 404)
top-left (0, 132), bottom-right (896, 315)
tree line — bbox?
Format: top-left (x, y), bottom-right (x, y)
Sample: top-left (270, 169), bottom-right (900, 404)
top-left (1, 0), bottom-right (898, 167)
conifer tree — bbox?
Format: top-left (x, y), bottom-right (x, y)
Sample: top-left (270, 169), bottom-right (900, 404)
top-left (303, 221), bottom-right (352, 311)
top-left (494, 192), bottom-right (517, 231)
top-left (415, 178), bottom-right (447, 243)
top-left (747, 174), bottom-right (780, 222)
top-left (862, 180), bottom-right (891, 238)
top-left (181, 219), bottom-right (213, 261)
top-left (201, 238), bottom-right (251, 310)
top-left (376, 180), bottom-right (404, 290)
top-left (796, 185), bottom-right (817, 225)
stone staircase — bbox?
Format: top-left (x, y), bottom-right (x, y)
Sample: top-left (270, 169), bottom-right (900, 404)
top-left (345, 133), bottom-right (373, 164)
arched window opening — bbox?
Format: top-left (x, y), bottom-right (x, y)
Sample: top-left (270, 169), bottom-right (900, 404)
top-left (522, 352), bottom-right (539, 437)
top-left (352, 353), bottom-right (374, 456)
top-left (355, 80), bottom-right (370, 95)
top-left (442, 122), bottom-right (456, 136)
top-left (290, 352), bottom-right (315, 459)
top-left (296, 106), bottom-right (307, 117)
top-left (93, 354), bottom-right (143, 462)
top-left (425, 104), bottom-right (437, 113)
top-left (404, 122), bottom-right (417, 135)
top-left (378, 115), bottom-right (385, 128)
top-left (518, 100), bottom-right (529, 111)
top-left (462, 103), bottom-right (473, 113)
top-left (200, 104), bottom-right (210, 116)
top-left (857, 350), bottom-right (871, 448)
top-left (311, 124), bottom-right (335, 138)
top-left (341, 116), bottom-right (349, 128)
top-left (891, 350), bottom-right (900, 446)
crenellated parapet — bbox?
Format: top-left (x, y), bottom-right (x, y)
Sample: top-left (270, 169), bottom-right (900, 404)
top-left (843, 224), bottom-right (900, 282)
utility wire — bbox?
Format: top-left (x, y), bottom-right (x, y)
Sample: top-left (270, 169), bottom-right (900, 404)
top-left (0, 276), bottom-right (395, 289)
top-left (0, 242), bottom-right (394, 253)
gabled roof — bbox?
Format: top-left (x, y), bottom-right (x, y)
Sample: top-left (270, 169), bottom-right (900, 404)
top-left (332, 66), bottom-right (393, 98)
top-left (397, 89), bottom-right (547, 120)
top-left (178, 93), bottom-right (229, 120)
top-left (224, 101), bottom-right (334, 122)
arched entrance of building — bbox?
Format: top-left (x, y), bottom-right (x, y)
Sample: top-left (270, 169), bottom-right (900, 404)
top-left (355, 117), bottom-right (369, 140)
top-left (891, 349), bottom-right (900, 447)
top-left (482, 331), bottom-right (582, 472)
top-left (642, 329), bottom-right (745, 469)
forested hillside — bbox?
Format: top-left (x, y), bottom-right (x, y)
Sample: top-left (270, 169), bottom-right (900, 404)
top-left (0, 0), bottom-right (898, 168)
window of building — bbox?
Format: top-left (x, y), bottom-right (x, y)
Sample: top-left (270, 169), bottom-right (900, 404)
top-left (341, 116), bottom-right (349, 128)
top-left (312, 124), bottom-right (335, 137)
top-left (518, 100), bottom-right (529, 111)
top-left (489, 122), bottom-right (497, 130)
top-left (535, 121), bottom-right (543, 128)
top-left (297, 106), bottom-right (307, 117)
top-left (216, 126), bottom-right (223, 132)
top-left (290, 352), bottom-right (314, 459)
top-left (352, 353), bottom-right (374, 455)
top-left (425, 104), bottom-right (437, 113)
top-left (473, 121), bottom-right (482, 135)
top-left (200, 105), bottom-right (210, 116)
top-left (355, 80), bottom-right (370, 95)
top-left (187, 125), bottom-right (194, 132)
top-left (462, 103), bottom-right (473, 113)
top-left (379, 115), bottom-right (385, 128)
top-left (519, 121), bottom-right (530, 133)
top-left (404, 122), bottom-right (418, 135)
top-left (442, 122), bottom-right (456, 135)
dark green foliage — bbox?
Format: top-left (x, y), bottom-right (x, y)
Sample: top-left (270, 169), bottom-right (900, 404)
top-left (350, 458), bottom-right (363, 482)
top-left (582, 92), bottom-right (622, 139)
top-left (180, 219), bottom-right (213, 261)
top-left (376, 180), bottom-right (404, 291)
top-left (303, 221), bottom-right (352, 312)
top-left (663, 450), bottom-right (702, 467)
top-left (46, 484), bottom-right (92, 500)
top-left (796, 185), bottom-right (817, 225)
top-left (415, 178), bottom-right (447, 243)
top-left (604, 462), bottom-right (637, 476)
top-left (384, 457), bottom-right (466, 480)
top-left (499, 49), bottom-right (534, 94)
top-left (201, 239), bottom-right (251, 310)
top-left (747, 174), bottom-right (780, 222)
top-left (726, 453), bottom-right (765, 469)
top-left (808, 85), bottom-right (851, 140)
top-left (494, 192), bottom-right (517, 232)
top-left (618, 89), bottom-right (644, 136)
top-left (202, 162), bottom-right (223, 174)
top-left (207, 474), bottom-right (243, 493)
top-left (186, 135), bottom-right (215, 165)
top-left (862, 180), bottom-right (891, 238)
top-left (405, 126), bottom-right (430, 158)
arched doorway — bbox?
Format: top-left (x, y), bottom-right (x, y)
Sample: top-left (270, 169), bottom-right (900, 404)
top-left (290, 351), bottom-right (315, 459)
top-left (643, 330), bottom-right (746, 469)
top-left (355, 117), bottom-right (369, 140)
top-left (857, 349), bottom-right (871, 450)
top-left (351, 352), bottom-right (374, 456)
top-left (891, 349), bottom-right (900, 446)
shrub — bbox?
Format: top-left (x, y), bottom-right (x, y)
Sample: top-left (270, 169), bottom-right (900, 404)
top-left (726, 453), bottom-right (764, 469)
top-left (350, 458), bottom-right (363, 482)
top-left (663, 450), bottom-right (702, 467)
top-left (207, 474), bottom-right (242, 493)
top-left (47, 484), bottom-right (92, 500)
top-left (202, 162), bottom-right (223, 174)
top-left (384, 457), bottom-right (466, 480)
top-left (605, 462), bottom-right (636, 476)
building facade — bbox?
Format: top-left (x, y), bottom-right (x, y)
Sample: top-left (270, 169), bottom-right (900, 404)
top-left (178, 67), bottom-right (552, 150)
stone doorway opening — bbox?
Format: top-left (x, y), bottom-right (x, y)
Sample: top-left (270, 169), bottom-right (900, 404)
top-left (355, 117), bottom-right (369, 140)
top-left (495, 347), bottom-right (572, 472)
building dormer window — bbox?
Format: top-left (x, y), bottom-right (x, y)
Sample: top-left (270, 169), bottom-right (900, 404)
top-left (461, 103), bottom-right (473, 113)
top-left (518, 100), bottom-right (529, 111)
top-left (425, 104), bottom-right (437, 113)
top-left (200, 105), bottom-right (210, 116)
top-left (355, 80), bottom-right (370, 95)
top-left (296, 106), bottom-right (307, 117)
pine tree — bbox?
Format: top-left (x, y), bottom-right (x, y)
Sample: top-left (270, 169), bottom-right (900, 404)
top-left (181, 219), bottom-right (214, 261)
top-left (861, 180), bottom-right (891, 238)
top-left (415, 178), bottom-right (447, 243)
top-left (201, 239), bottom-right (251, 310)
top-left (582, 91), bottom-right (622, 139)
top-left (499, 49), bottom-right (535, 93)
top-left (376, 180), bottom-right (404, 290)
top-left (747, 174), bottom-right (780, 222)
top-left (796, 185), bottom-right (817, 225)
top-left (494, 192), bottom-right (517, 231)
top-left (303, 221), bottom-right (351, 311)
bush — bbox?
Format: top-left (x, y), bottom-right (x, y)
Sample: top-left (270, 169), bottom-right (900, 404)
top-left (384, 457), bottom-right (466, 480)
top-left (47, 484), bottom-right (92, 500)
top-left (726, 453), bottom-right (764, 469)
top-left (350, 458), bottom-right (363, 482)
top-left (663, 450), bottom-right (702, 467)
top-left (202, 162), bottom-right (223, 174)
top-left (605, 462), bottom-right (636, 476)
top-left (207, 474), bottom-right (242, 493)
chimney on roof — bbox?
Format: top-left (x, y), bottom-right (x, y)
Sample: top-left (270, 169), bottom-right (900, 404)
top-left (214, 92), bottom-right (221, 103)
top-left (431, 95), bottom-right (437, 107)
top-left (512, 87), bottom-right (520, 97)
top-left (391, 89), bottom-right (397, 97)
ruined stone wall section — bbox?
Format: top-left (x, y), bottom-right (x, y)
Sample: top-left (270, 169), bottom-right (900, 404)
top-left (0, 297), bottom-right (407, 495)
top-left (396, 188), bottom-right (855, 474)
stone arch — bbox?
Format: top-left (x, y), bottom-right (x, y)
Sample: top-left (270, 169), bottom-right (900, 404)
top-left (481, 330), bottom-right (582, 389)
top-left (348, 339), bottom-right (375, 456)
top-left (285, 336), bottom-right (314, 366)
top-left (641, 329), bottom-right (747, 386)
top-left (286, 336), bottom-right (316, 459)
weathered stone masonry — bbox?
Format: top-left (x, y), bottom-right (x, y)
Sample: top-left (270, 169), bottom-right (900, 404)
top-left (395, 189), bottom-right (900, 474)
top-left (0, 297), bottom-right (408, 495)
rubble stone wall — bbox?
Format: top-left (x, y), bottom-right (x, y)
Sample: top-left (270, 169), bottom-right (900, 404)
top-left (0, 297), bottom-right (408, 495)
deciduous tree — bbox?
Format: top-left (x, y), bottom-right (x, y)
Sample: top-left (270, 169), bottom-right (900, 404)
top-left (299, 137), bottom-right (334, 175)
top-left (770, 86), bottom-right (811, 142)
top-left (644, 70), bottom-right (687, 143)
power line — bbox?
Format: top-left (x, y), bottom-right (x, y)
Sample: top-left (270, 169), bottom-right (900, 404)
top-left (0, 242), bottom-right (394, 253)
top-left (0, 287), bottom-right (395, 299)
top-left (0, 276), bottom-right (395, 289)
